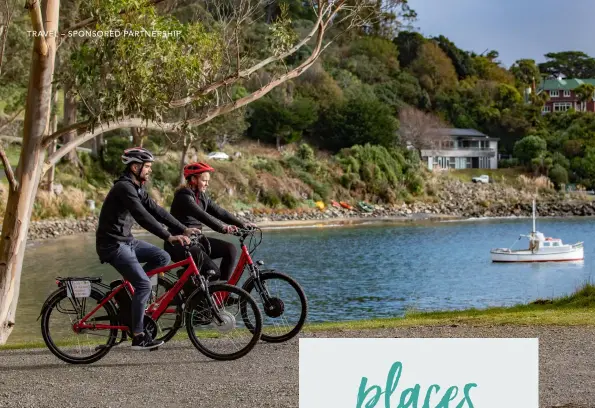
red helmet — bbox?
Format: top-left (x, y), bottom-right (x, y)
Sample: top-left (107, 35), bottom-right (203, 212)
top-left (183, 162), bottom-right (214, 179)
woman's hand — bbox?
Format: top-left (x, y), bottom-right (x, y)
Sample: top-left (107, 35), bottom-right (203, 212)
top-left (168, 234), bottom-right (191, 246)
top-left (184, 227), bottom-right (202, 236)
top-left (224, 225), bottom-right (239, 234)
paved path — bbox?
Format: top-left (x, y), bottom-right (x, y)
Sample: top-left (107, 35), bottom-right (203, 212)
top-left (1, 325), bottom-right (594, 407)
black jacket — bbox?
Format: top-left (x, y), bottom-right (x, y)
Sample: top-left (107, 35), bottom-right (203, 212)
top-left (168, 187), bottom-right (246, 234)
top-left (96, 173), bottom-right (187, 253)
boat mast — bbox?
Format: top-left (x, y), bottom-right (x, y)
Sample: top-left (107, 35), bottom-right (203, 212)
top-left (532, 199), bottom-right (536, 234)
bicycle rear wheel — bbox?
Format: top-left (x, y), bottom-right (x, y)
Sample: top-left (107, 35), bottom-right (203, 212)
top-left (185, 283), bottom-right (262, 361)
top-left (241, 270), bottom-right (308, 343)
top-left (40, 287), bottom-right (119, 364)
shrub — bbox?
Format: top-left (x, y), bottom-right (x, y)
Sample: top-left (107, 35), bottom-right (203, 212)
top-left (281, 192), bottom-right (300, 209)
top-left (297, 143), bottom-right (315, 161)
top-left (549, 164), bottom-right (569, 189)
top-left (259, 190), bottom-right (282, 207)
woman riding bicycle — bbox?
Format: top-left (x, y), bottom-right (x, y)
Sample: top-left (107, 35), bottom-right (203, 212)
top-left (164, 162), bottom-right (256, 281)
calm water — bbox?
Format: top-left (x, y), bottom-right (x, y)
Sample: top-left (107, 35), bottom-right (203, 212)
top-left (7, 217), bottom-right (595, 344)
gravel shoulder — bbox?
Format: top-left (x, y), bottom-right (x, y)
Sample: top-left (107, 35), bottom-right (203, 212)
top-left (1, 325), bottom-right (594, 408)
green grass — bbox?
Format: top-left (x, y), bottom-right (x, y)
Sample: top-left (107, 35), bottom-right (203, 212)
top-left (448, 167), bottom-right (527, 183)
top-left (2, 283), bottom-right (595, 351)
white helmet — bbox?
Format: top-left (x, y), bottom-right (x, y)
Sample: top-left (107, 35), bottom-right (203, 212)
top-left (121, 147), bottom-right (154, 165)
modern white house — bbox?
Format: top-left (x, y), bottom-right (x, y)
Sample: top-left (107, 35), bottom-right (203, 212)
top-left (419, 128), bottom-right (499, 170)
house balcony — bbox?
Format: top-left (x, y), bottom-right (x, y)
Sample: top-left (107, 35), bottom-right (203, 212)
top-left (420, 148), bottom-right (496, 158)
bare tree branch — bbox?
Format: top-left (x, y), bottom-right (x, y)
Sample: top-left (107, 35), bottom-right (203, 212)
top-left (0, 142), bottom-right (17, 191)
top-left (398, 106), bottom-right (449, 151)
top-left (42, 117), bottom-right (181, 173)
top-left (183, 17), bottom-right (326, 127)
top-left (40, 119), bottom-right (92, 147)
top-left (168, 7), bottom-right (328, 108)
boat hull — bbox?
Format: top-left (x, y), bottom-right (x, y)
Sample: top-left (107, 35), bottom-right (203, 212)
top-left (490, 246), bottom-right (584, 263)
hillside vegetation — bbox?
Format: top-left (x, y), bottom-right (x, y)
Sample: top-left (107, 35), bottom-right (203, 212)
top-left (3, 1), bottom-right (595, 222)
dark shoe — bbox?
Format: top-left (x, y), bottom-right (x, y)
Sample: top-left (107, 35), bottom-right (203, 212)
top-left (131, 332), bottom-right (163, 351)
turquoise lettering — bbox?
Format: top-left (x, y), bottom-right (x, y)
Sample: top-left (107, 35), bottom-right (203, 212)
top-left (356, 362), bottom-right (477, 408)
top-left (436, 386), bottom-right (459, 408)
top-left (423, 385), bottom-right (440, 408)
top-left (356, 376), bottom-right (383, 408)
top-left (456, 383), bottom-right (478, 408)
top-left (398, 384), bottom-right (420, 408)
top-left (385, 362), bottom-right (403, 408)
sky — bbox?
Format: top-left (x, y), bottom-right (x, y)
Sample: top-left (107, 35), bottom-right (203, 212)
top-left (405, 0), bottom-right (595, 68)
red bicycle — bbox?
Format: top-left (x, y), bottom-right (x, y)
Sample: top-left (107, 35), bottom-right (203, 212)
top-left (152, 226), bottom-right (308, 344)
top-left (39, 235), bottom-right (263, 365)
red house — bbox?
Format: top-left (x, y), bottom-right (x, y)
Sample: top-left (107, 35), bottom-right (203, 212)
top-left (536, 78), bottom-right (595, 113)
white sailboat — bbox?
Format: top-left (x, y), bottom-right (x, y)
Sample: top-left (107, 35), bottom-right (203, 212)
top-left (490, 200), bottom-right (584, 262)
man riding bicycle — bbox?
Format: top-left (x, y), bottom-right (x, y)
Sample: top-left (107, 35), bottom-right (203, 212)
top-left (96, 147), bottom-right (199, 351)
top-left (164, 162), bottom-right (256, 281)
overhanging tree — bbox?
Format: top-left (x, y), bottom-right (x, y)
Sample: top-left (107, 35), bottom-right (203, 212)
top-left (0, 0), bottom-right (414, 344)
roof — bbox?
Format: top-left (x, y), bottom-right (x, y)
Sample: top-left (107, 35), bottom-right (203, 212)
top-left (428, 128), bottom-right (500, 141)
top-left (538, 78), bottom-right (595, 92)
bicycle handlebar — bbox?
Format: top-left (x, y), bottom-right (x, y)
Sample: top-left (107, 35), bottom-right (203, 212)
top-left (231, 225), bottom-right (260, 237)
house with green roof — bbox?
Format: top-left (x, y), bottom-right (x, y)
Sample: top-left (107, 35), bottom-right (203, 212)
top-left (536, 78), bottom-right (595, 113)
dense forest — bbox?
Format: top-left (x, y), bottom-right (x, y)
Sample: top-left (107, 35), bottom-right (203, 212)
top-left (2, 0), bottom-right (595, 209)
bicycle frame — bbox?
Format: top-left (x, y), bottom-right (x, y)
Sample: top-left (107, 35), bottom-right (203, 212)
top-left (224, 232), bottom-right (271, 303)
top-left (72, 255), bottom-right (202, 333)
top-left (227, 240), bottom-right (255, 286)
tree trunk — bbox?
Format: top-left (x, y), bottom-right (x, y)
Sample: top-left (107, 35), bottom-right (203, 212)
top-left (0, 0), bottom-right (59, 345)
top-left (92, 134), bottom-right (104, 157)
top-left (179, 136), bottom-right (190, 185)
top-left (45, 89), bottom-right (59, 192)
top-left (62, 83), bottom-right (82, 168)
top-left (131, 127), bottom-right (147, 147)
top-left (91, 136), bottom-right (98, 157)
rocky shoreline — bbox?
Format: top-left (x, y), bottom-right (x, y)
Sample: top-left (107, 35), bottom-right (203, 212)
top-left (24, 198), bottom-right (595, 241)
top-left (17, 176), bottom-right (595, 241)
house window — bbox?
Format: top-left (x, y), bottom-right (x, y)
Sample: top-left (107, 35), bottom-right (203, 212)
top-left (553, 102), bottom-right (573, 112)
top-left (563, 90), bottom-right (571, 97)
top-left (550, 90), bottom-right (559, 97)
top-left (542, 105), bottom-right (551, 112)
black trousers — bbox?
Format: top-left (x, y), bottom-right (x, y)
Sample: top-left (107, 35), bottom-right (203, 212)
top-left (164, 236), bottom-right (237, 281)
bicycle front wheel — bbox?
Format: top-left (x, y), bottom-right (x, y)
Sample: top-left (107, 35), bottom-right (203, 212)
top-left (40, 287), bottom-right (119, 364)
top-left (185, 283), bottom-right (262, 361)
top-left (241, 271), bottom-right (308, 343)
